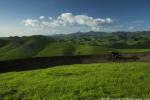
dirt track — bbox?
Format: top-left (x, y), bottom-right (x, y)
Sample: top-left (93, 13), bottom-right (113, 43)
top-left (0, 53), bottom-right (150, 73)
top-left (0, 55), bottom-right (108, 73)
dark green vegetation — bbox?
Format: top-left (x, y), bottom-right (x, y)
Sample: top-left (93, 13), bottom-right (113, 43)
top-left (1, 31), bottom-right (150, 60)
top-left (0, 63), bottom-right (150, 99)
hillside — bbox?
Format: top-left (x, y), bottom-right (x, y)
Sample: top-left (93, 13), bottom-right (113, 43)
top-left (0, 31), bottom-right (150, 60)
top-left (0, 63), bottom-right (150, 99)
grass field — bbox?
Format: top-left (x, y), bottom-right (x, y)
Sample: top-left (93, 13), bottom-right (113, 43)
top-left (1, 35), bottom-right (150, 61)
top-left (116, 49), bottom-right (150, 53)
top-left (0, 63), bottom-right (150, 99)
top-left (1, 34), bottom-right (150, 61)
top-left (0, 39), bottom-right (150, 61)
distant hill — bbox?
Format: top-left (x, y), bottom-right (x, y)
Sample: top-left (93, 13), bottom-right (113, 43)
top-left (0, 31), bottom-right (150, 61)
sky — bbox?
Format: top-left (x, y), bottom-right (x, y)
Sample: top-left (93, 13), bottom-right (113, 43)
top-left (0, 0), bottom-right (150, 36)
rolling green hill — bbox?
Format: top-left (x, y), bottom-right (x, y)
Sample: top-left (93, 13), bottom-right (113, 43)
top-left (1, 31), bottom-right (150, 61)
top-left (36, 42), bottom-right (76, 57)
top-left (36, 43), bottom-right (110, 57)
top-left (0, 62), bottom-right (150, 99)
top-left (0, 36), bottom-right (49, 60)
top-left (0, 35), bottom-right (112, 61)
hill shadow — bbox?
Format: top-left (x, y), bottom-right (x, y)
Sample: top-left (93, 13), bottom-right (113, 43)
top-left (0, 55), bottom-right (107, 73)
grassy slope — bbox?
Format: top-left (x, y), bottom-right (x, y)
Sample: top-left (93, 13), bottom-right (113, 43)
top-left (36, 43), bottom-right (110, 57)
top-left (73, 44), bottom-right (110, 55)
top-left (0, 63), bottom-right (150, 99)
top-left (0, 42), bottom-right (109, 60)
top-left (1, 40), bottom-right (150, 61)
top-left (36, 43), bottom-right (75, 57)
top-left (0, 38), bottom-right (48, 60)
top-left (116, 49), bottom-right (150, 53)
top-left (0, 45), bottom-right (14, 57)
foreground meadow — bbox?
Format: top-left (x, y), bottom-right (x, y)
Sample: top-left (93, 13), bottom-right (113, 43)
top-left (0, 63), bottom-right (150, 99)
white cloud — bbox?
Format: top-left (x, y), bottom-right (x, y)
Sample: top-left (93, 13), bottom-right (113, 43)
top-left (22, 13), bottom-right (113, 34)
top-left (57, 13), bottom-right (113, 27)
top-left (40, 16), bottom-right (45, 19)
top-left (48, 17), bottom-right (53, 20)
top-left (22, 19), bottom-right (38, 27)
top-left (42, 21), bottom-right (49, 26)
top-left (23, 13), bottom-right (113, 28)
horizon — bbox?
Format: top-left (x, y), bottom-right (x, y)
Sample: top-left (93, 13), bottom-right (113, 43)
top-left (1, 31), bottom-right (150, 38)
top-left (0, 0), bottom-right (150, 37)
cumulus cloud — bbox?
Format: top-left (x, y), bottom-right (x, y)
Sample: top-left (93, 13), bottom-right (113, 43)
top-left (39, 16), bottom-right (45, 19)
top-left (48, 17), bottom-right (53, 20)
top-left (22, 13), bottom-right (113, 34)
top-left (56, 13), bottom-right (113, 27)
top-left (22, 19), bottom-right (38, 27)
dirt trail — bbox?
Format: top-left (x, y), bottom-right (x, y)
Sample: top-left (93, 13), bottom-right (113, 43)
top-left (0, 53), bottom-right (150, 73)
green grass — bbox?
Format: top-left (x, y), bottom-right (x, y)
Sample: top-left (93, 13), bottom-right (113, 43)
top-left (0, 41), bottom-right (110, 61)
top-left (1, 34), bottom-right (150, 61)
top-left (0, 38), bottom-right (48, 60)
top-left (0, 45), bottom-right (13, 57)
top-left (36, 43), bottom-right (110, 57)
top-left (0, 36), bottom-right (150, 61)
top-left (0, 62), bottom-right (150, 99)
top-left (116, 49), bottom-right (150, 53)
top-left (73, 44), bottom-right (109, 55)
top-left (36, 43), bottom-right (75, 57)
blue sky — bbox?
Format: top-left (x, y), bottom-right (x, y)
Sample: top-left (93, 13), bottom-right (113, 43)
top-left (0, 0), bottom-right (150, 36)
